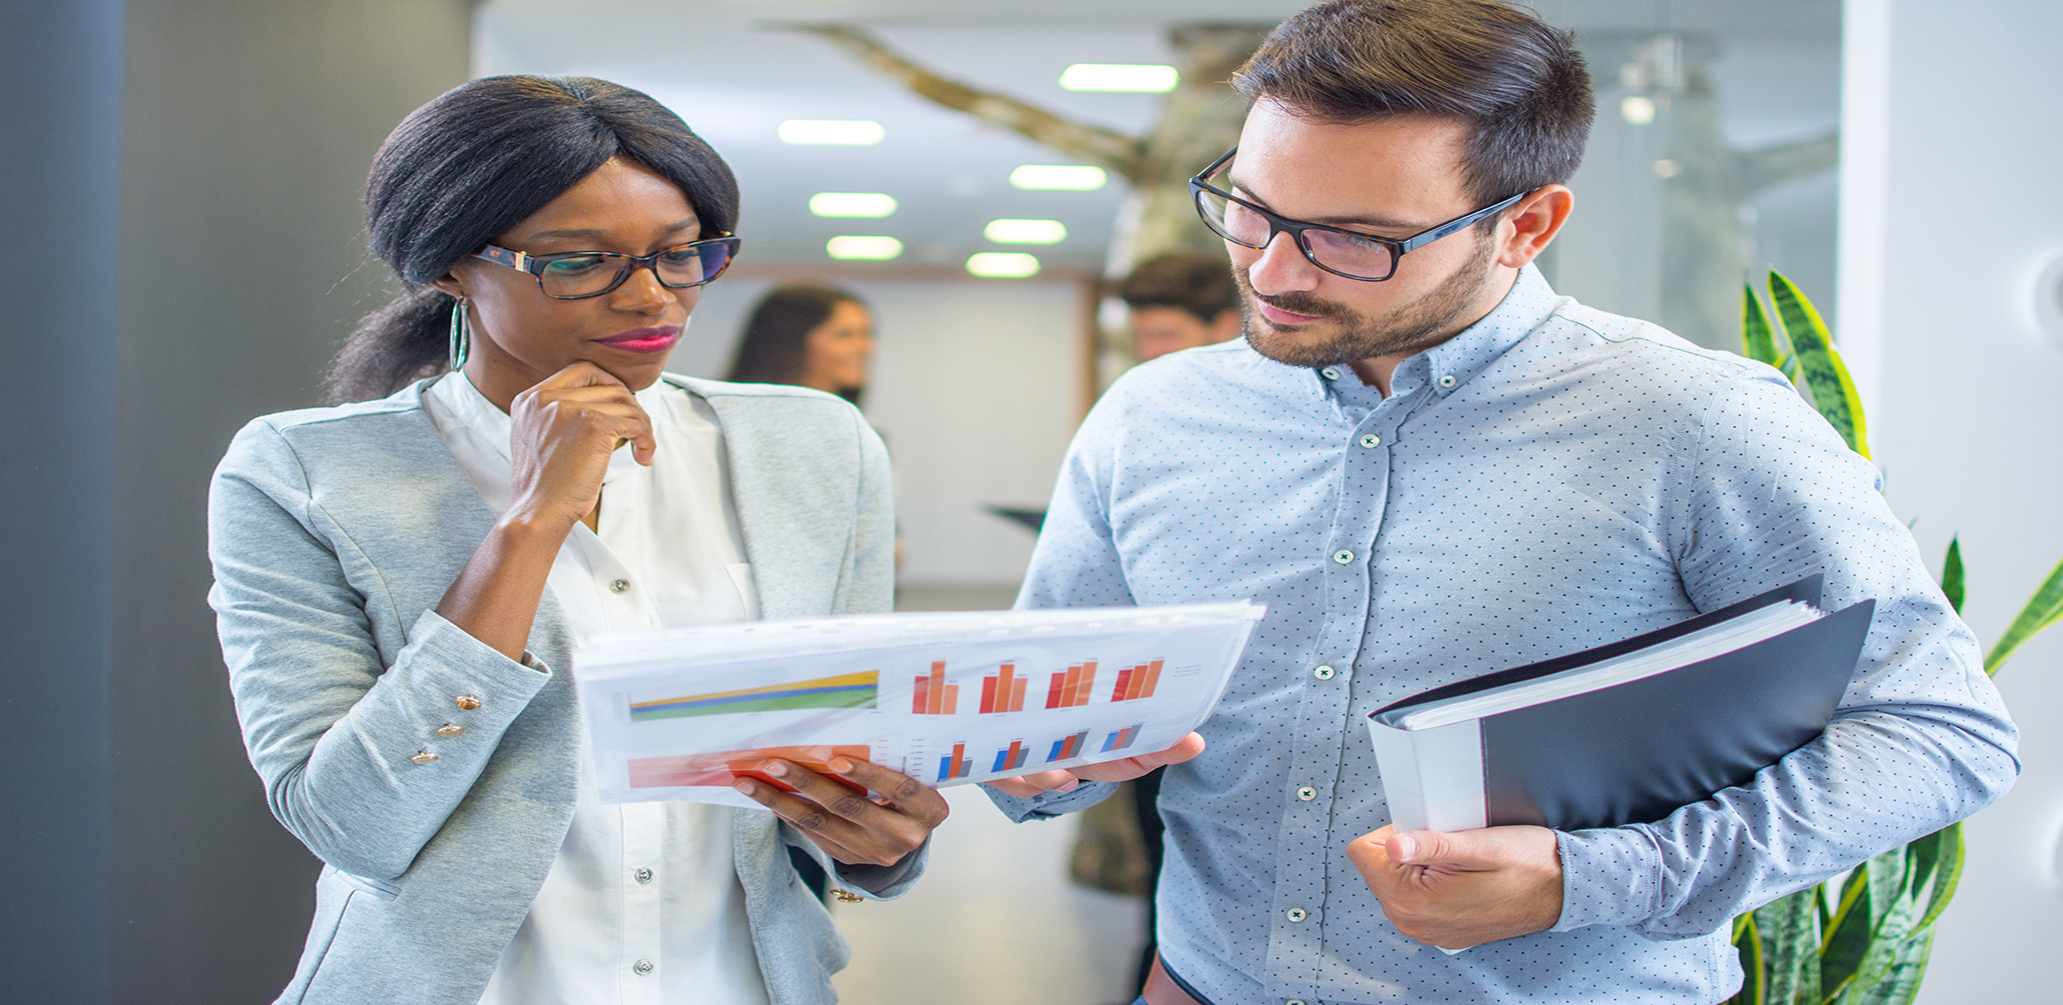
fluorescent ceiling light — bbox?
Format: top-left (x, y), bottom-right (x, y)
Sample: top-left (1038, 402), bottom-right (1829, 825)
top-left (967, 252), bottom-right (1041, 278)
top-left (984, 219), bottom-right (1067, 244)
top-left (779, 120), bottom-right (886, 145)
top-left (1009, 164), bottom-right (1108, 191)
top-left (1059, 63), bottom-right (1179, 93)
top-left (1619, 95), bottom-right (1656, 125)
top-left (809, 192), bottom-right (898, 218)
top-left (826, 236), bottom-right (903, 260)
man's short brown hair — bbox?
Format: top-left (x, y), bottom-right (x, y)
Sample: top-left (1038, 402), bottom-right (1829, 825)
top-left (1118, 255), bottom-right (1241, 325)
top-left (1232, 0), bottom-right (1594, 208)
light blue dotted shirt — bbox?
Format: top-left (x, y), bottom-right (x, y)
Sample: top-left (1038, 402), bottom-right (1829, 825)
top-left (989, 266), bottom-right (2017, 1004)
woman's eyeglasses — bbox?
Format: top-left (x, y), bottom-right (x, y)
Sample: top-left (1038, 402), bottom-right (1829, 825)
top-left (473, 236), bottom-right (741, 300)
top-left (1189, 149), bottom-right (1525, 282)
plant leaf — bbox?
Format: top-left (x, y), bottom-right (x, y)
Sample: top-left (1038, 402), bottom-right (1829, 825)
top-left (1909, 823), bottom-right (1965, 936)
top-left (1820, 866), bottom-right (1875, 996)
top-left (1835, 930), bottom-right (1934, 1005)
top-left (1769, 271), bottom-right (1869, 459)
top-left (1983, 554), bottom-right (2063, 675)
top-left (1729, 913), bottom-right (1767, 1005)
top-left (1743, 283), bottom-right (1784, 367)
top-left (1755, 888), bottom-right (1822, 1004)
top-left (1940, 537), bottom-right (1965, 615)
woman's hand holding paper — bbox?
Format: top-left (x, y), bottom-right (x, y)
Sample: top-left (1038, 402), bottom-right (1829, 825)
top-left (734, 756), bottom-right (950, 868)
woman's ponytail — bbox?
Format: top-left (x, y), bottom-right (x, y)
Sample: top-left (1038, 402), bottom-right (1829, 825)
top-left (322, 287), bottom-right (453, 404)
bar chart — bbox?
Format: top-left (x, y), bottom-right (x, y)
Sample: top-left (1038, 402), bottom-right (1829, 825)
top-left (1101, 724), bottom-right (1142, 753)
top-left (979, 663), bottom-right (1028, 713)
top-left (1044, 661), bottom-right (1098, 709)
top-left (1109, 660), bottom-right (1164, 702)
top-left (1047, 730), bottom-right (1089, 762)
top-left (937, 742), bottom-right (973, 781)
top-left (912, 661), bottom-right (960, 715)
top-left (990, 740), bottom-right (1030, 772)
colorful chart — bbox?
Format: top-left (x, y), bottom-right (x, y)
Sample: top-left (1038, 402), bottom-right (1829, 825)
top-left (1047, 730), bottom-right (1088, 762)
top-left (631, 672), bottom-right (878, 722)
top-left (991, 740), bottom-right (1029, 772)
top-left (979, 663), bottom-right (1028, 713)
top-left (912, 661), bottom-right (960, 715)
top-left (1045, 661), bottom-right (1098, 709)
top-left (1110, 660), bottom-right (1164, 702)
top-left (1101, 724), bottom-right (1142, 753)
top-left (628, 744), bottom-right (871, 792)
top-left (937, 742), bottom-right (973, 781)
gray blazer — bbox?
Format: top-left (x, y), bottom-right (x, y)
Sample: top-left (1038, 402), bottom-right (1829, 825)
top-left (208, 375), bottom-right (916, 1005)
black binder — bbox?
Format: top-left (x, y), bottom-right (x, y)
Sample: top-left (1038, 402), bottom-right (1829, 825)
top-left (1367, 577), bottom-right (1875, 832)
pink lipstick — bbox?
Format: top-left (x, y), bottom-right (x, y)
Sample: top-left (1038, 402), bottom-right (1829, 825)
top-left (597, 325), bottom-right (680, 354)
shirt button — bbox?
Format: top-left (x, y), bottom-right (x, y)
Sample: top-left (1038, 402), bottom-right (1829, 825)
top-left (1295, 785), bottom-right (1318, 801)
top-left (632, 959), bottom-right (654, 975)
top-left (610, 579), bottom-right (631, 593)
top-left (409, 750), bottom-right (438, 765)
top-left (1359, 433), bottom-right (1381, 448)
top-left (1313, 665), bottom-right (1336, 680)
top-left (1285, 907), bottom-right (1309, 922)
top-left (1331, 549), bottom-right (1354, 564)
top-left (454, 695), bottom-right (482, 711)
top-left (435, 723), bottom-right (464, 738)
top-left (634, 867), bottom-right (653, 884)
top-left (1320, 367), bottom-right (1341, 380)
top-left (1438, 374), bottom-right (1457, 388)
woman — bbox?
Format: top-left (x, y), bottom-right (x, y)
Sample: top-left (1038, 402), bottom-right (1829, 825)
top-left (724, 285), bottom-right (876, 405)
top-left (208, 76), bottom-right (946, 1005)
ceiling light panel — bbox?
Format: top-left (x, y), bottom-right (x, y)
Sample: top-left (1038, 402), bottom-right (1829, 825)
top-left (809, 192), bottom-right (898, 218)
top-left (984, 219), bottom-right (1067, 244)
top-left (1009, 165), bottom-right (1108, 191)
top-left (826, 235), bottom-right (904, 261)
top-left (967, 252), bottom-right (1041, 278)
top-left (779, 120), bottom-right (886, 145)
top-left (1058, 63), bottom-right (1179, 93)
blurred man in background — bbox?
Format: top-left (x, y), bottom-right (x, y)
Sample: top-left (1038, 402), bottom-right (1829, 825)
top-left (1119, 254), bottom-right (1242, 362)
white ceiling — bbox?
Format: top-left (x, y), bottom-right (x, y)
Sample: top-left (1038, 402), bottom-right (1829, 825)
top-left (476, 0), bottom-right (1841, 272)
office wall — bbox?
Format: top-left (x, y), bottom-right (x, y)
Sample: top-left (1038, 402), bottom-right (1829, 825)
top-left (678, 274), bottom-right (1088, 590)
top-left (0, 2), bottom-right (126, 1001)
top-left (107, 1), bottom-right (472, 1001)
top-left (1837, 1), bottom-right (2063, 1000)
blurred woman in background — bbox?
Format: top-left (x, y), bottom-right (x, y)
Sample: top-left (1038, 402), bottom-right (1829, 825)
top-left (725, 284), bottom-right (876, 406)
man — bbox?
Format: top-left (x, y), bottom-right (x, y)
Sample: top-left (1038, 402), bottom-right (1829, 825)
top-left (1120, 254), bottom-right (1245, 362)
top-left (987, 2), bottom-right (2018, 1002)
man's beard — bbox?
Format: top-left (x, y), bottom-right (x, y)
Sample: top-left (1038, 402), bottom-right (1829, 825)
top-left (1236, 230), bottom-right (1499, 369)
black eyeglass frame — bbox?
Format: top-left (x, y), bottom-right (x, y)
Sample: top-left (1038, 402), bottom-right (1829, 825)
top-left (1189, 148), bottom-right (1527, 282)
top-left (472, 235), bottom-right (743, 300)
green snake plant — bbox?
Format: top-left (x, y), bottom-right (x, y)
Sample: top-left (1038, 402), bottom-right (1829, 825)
top-left (1723, 271), bottom-right (2063, 1004)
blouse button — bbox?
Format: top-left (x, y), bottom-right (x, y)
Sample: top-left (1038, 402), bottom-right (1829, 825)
top-left (435, 723), bottom-right (464, 738)
top-left (455, 695), bottom-right (482, 711)
top-left (409, 750), bottom-right (438, 765)
top-left (610, 579), bottom-right (631, 593)
top-left (632, 959), bottom-right (654, 976)
top-left (832, 888), bottom-right (863, 904)
top-left (634, 867), bottom-right (654, 885)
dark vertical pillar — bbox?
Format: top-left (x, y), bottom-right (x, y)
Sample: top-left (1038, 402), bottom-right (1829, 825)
top-left (0, 2), bottom-right (126, 1002)
top-left (107, 2), bottom-right (472, 1001)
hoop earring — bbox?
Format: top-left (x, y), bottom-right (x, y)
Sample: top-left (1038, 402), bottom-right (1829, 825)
top-left (448, 296), bottom-right (471, 372)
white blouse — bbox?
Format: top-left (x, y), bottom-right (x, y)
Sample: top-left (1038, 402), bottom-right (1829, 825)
top-left (421, 372), bottom-right (772, 1005)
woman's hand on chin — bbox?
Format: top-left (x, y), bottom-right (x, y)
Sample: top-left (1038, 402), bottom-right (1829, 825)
top-left (502, 360), bottom-right (656, 533)
top-left (733, 757), bottom-right (951, 869)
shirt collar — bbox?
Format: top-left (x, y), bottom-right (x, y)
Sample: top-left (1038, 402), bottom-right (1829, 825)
top-left (1400, 263), bottom-right (1559, 399)
top-left (426, 370), bottom-right (655, 484)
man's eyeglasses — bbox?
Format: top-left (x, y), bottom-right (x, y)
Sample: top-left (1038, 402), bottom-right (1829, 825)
top-left (473, 235), bottom-right (741, 300)
top-left (1189, 149), bottom-right (1525, 282)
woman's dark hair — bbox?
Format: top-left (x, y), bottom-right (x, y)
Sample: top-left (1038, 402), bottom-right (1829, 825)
top-left (1232, 0), bottom-right (1594, 210)
top-left (323, 75), bottom-right (740, 403)
top-left (724, 284), bottom-right (869, 405)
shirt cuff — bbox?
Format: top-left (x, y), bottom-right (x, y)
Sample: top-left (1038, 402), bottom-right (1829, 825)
top-left (1550, 826), bottom-right (1665, 931)
top-left (831, 836), bottom-right (931, 901)
top-left (981, 779), bottom-right (1117, 822)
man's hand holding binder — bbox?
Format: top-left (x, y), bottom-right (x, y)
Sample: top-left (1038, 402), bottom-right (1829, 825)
top-left (1347, 822), bottom-right (1563, 949)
